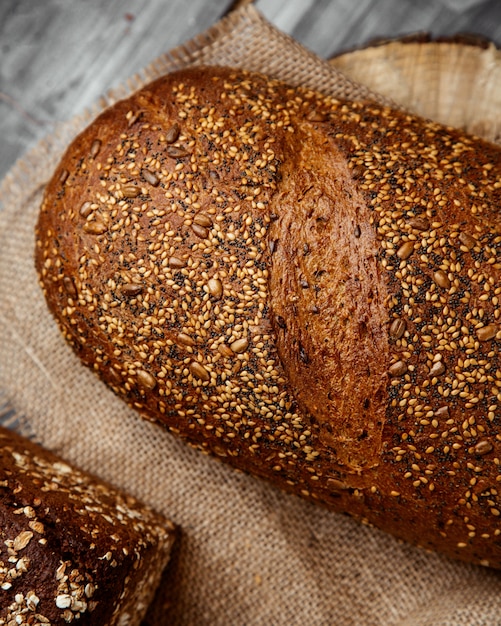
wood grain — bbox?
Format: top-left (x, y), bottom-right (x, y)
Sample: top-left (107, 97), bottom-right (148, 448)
top-left (1, 0), bottom-right (501, 180)
top-left (255, 0), bottom-right (501, 57)
top-left (0, 0), bottom-right (235, 180)
top-left (330, 39), bottom-right (501, 142)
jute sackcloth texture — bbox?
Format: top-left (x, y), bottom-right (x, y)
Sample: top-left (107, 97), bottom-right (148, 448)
top-left (1, 5), bottom-right (501, 625)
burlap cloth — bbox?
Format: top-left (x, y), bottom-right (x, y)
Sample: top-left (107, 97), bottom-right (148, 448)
top-left (1, 5), bottom-right (501, 624)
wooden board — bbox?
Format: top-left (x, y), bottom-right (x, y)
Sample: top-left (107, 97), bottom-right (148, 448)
top-left (330, 36), bottom-right (501, 143)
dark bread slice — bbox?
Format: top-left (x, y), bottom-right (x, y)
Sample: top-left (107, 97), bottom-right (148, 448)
top-left (0, 426), bottom-right (176, 624)
top-left (35, 66), bottom-right (501, 568)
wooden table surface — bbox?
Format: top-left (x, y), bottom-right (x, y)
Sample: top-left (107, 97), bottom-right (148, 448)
top-left (1, 0), bottom-right (501, 182)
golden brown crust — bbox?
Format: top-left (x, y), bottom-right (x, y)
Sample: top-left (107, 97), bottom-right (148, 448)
top-left (268, 127), bottom-right (389, 470)
top-left (35, 66), bottom-right (501, 569)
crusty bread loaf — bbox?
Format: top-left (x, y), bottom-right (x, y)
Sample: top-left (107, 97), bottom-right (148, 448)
top-left (35, 66), bottom-right (501, 569)
top-left (0, 425), bottom-right (176, 624)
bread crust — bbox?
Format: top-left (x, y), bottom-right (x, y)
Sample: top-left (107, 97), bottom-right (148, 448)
top-left (0, 426), bottom-right (176, 624)
top-left (35, 66), bottom-right (501, 568)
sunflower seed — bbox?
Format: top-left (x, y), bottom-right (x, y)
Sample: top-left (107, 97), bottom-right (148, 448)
top-left (397, 241), bottom-right (414, 260)
top-left (90, 139), bottom-right (102, 158)
top-left (389, 318), bottom-right (406, 339)
top-left (429, 361), bottom-right (445, 377)
top-left (230, 338), bottom-right (249, 354)
top-left (122, 185), bottom-right (141, 198)
top-left (389, 361), bottom-right (407, 376)
top-left (177, 332), bottom-right (195, 347)
top-left (136, 370), bottom-right (157, 390)
top-left (142, 169), bottom-right (160, 187)
top-left (458, 231), bottom-right (476, 249)
top-left (208, 278), bottom-right (223, 299)
top-left (474, 440), bottom-right (493, 456)
top-left (166, 145), bottom-right (190, 159)
top-left (13, 531), bottom-right (33, 551)
top-left (193, 213), bottom-right (213, 228)
top-left (84, 217), bottom-right (107, 235)
top-left (190, 362), bottom-right (210, 381)
top-left (477, 324), bottom-right (498, 342)
top-left (408, 216), bottom-right (430, 231)
top-left (433, 270), bottom-right (451, 289)
top-left (121, 283), bottom-right (143, 297)
top-left (79, 201), bottom-right (93, 218)
top-left (165, 123), bottom-right (180, 143)
top-left (192, 223), bottom-right (209, 239)
top-left (168, 256), bottom-right (187, 268)
top-left (63, 276), bottom-right (77, 298)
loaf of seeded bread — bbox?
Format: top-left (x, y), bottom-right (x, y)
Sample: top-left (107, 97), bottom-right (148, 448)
top-left (0, 425), bottom-right (176, 624)
top-left (35, 66), bottom-right (501, 569)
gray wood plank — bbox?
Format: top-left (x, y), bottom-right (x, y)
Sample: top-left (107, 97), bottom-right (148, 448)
top-left (255, 0), bottom-right (501, 58)
top-left (2, 0), bottom-right (501, 181)
top-left (0, 0), bottom-right (235, 180)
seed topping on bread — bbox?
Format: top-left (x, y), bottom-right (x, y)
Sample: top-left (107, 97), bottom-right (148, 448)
top-left (36, 67), bottom-right (501, 567)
